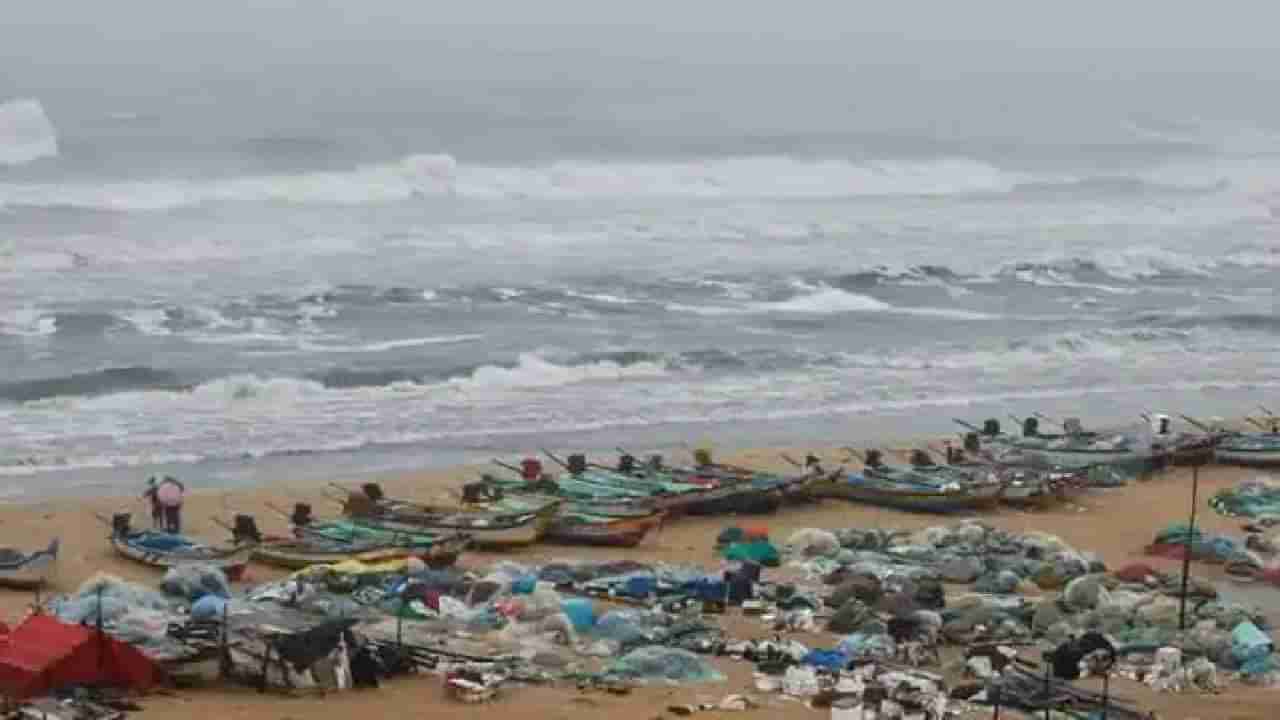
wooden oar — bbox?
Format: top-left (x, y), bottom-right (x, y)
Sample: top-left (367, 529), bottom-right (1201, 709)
top-left (1245, 417), bottom-right (1270, 432)
top-left (541, 448), bottom-right (571, 470)
top-left (779, 453), bottom-right (804, 469)
top-left (491, 459), bottom-right (523, 475)
top-left (952, 419), bottom-right (982, 432)
top-left (1179, 414), bottom-right (1213, 432)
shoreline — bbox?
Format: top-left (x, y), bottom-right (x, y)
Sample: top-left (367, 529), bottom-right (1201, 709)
top-left (5, 381), bottom-right (1276, 503)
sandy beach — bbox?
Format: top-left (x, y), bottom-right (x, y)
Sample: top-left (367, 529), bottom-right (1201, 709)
top-left (0, 444), bottom-right (1275, 720)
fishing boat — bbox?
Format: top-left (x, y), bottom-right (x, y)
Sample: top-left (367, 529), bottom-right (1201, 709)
top-left (551, 453), bottom-right (786, 516)
top-left (334, 492), bottom-right (555, 549)
top-left (958, 417), bottom-right (1150, 469)
top-left (107, 513), bottom-right (252, 580)
top-left (452, 482), bottom-right (664, 547)
top-left (931, 438), bottom-right (1078, 508)
top-left (253, 534), bottom-right (468, 570)
top-left (1216, 433), bottom-right (1280, 467)
top-left (811, 470), bottom-right (1003, 513)
top-left (227, 514), bottom-right (469, 570)
top-left (0, 539), bottom-right (59, 588)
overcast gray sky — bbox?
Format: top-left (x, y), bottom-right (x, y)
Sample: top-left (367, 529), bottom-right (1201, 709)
top-left (4, 1), bottom-right (1278, 157)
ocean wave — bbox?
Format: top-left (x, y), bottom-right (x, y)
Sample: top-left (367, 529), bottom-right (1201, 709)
top-left (298, 334), bottom-right (484, 354)
top-left (0, 366), bottom-right (186, 404)
top-left (1142, 312), bottom-right (1280, 334)
top-left (0, 154), bottom-right (1041, 211)
top-left (0, 306), bottom-right (57, 337)
top-left (672, 283), bottom-right (999, 320)
top-left (0, 98), bottom-right (57, 167)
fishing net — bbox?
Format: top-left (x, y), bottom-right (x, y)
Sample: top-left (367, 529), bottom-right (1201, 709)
top-left (1211, 479), bottom-right (1280, 518)
top-left (604, 646), bottom-right (724, 684)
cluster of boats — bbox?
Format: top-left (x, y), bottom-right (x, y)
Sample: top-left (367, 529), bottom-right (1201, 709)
top-left (1, 408), bottom-right (1275, 589)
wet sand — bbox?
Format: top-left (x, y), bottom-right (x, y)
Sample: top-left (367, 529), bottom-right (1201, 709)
top-left (3, 447), bottom-right (1278, 719)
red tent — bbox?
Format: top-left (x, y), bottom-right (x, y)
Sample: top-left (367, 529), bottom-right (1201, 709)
top-left (0, 615), bottom-right (163, 699)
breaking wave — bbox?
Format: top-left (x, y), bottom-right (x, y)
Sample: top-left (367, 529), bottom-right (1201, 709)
top-left (0, 153), bottom-right (1085, 211)
top-left (0, 98), bottom-right (58, 167)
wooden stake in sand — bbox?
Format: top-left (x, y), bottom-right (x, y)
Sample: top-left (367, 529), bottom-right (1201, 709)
top-left (1178, 461), bottom-right (1203, 631)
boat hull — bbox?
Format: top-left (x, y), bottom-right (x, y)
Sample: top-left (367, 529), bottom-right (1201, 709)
top-left (1216, 448), bottom-right (1280, 467)
top-left (252, 536), bottom-right (467, 570)
top-left (347, 511), bottom-right (552, 549)
top-left (544, 514), bottom-right (664, 547)
top-left (110, 536), bottom-right (253, 580)
top-left (0, 539), bottom-right (59, 589)
top-left (812, 477), bottom-right (1002, 513)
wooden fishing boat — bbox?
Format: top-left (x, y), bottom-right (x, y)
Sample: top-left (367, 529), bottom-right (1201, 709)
top-left (340, 486), bottom-right (555, 548)
top-left (0, 539), bottom-right (59, 588)
top-left (553, 453), bottom-right (786, 516)
top-left (251, 534), bottom-right (469, 570)
top-left (451, 483), bottom-right (664, 546)
top-left (1216, 434), bottom-right (1280, 467)
top-left (812, 471), bottom-right (1003, 513)
top-left (107, 513), bottom-right (252, 580)
top-left (543, 512), bottom-right (665, 547)
top-left (957, 417), bottom-right (1151, 469)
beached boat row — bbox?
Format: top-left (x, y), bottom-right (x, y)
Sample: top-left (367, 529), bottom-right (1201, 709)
top-left (59, 406), bottom-right (1280, 580)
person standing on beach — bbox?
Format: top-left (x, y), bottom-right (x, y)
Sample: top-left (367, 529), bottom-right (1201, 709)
top-left (156, 475), bottom-right (185, 534)
top-left (142, 477), bottom-right (163, 529)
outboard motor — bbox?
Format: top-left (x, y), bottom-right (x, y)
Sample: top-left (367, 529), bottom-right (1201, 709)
top-left (1023, 417), bottom-right (1040, 438)
top-left (864, 449), bottom-right (884, 468)
top-left (910, 449), bottom-right (934, 467)
top-left (361, 482), bottom-right (385, 502)
top-left (567, 453), bottom-right (588, 475)
top-left (982, 419), bottom-right (1001, 437)
top-left (111, 513), bottom-right (132, 538)
top-left (1154, 414), bottom-right (1172, 436)
top-left (520, 458), bottom-right (543, 481)
top-left (693, 448), bottom-right (713, 467)
top-left (963, 432), bottom-right (981, 454)
top-left (233, 514), bottom-right (262, 544)
top-left (617, 454), bottom-right (636, 473)
top-left (290, 502), bottom-right (314, 527)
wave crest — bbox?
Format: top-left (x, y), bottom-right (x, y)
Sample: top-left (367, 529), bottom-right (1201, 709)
top-left (0, 98), bottom-right (58, 167)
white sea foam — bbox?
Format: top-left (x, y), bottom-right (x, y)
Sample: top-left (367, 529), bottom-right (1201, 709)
top-left (0, 154), bottom-right (1031, 211)
top-left (0, 98), bottom-right (58, 167)
top-left (450, 352), bottom-right (669, 392)
top-left (0, 306), bottom-right (57, 337)
top-left (302, 334), bottom-right (484, 353)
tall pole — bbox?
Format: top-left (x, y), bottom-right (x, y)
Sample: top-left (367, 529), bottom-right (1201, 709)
top-left (1178, 463), bottom-right (1201, 631)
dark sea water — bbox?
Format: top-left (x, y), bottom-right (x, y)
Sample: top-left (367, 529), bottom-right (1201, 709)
top-left (2, 90), bottom-right (1279, 499)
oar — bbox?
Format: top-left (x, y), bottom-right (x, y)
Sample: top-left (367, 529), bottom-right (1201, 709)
top-left (541, 448), bottom-right (571, 470)
top-left (1180, 414), bottom-right (1213, 433)
top-left (779, 453), bottom-right (804, 469)
top-left (1033, 412), bottom-right (1063, 428)
top-left (1260, 405), bottom-right (1275, 417)
top-left (491, 459), bottom-right (523, 475)
top-left (1245, 417), bottom-right (1270, 432)
top-left (952, 419), bottom-right (982, 432)
top-left (1139, 412), bottom-right (1152, 424)
top-left (264, 502), bottom-right (294, 521)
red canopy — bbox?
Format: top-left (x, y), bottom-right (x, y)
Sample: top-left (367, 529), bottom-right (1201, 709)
top-left (0, 615), bottom-right (163, 699)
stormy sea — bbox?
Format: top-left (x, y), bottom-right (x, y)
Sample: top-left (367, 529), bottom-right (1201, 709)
top-left (2, 88), bottom-right (1278, 498)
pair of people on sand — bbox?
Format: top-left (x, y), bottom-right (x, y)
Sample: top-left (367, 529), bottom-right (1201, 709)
top-left (143, 476), bottom-right (185, 533)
